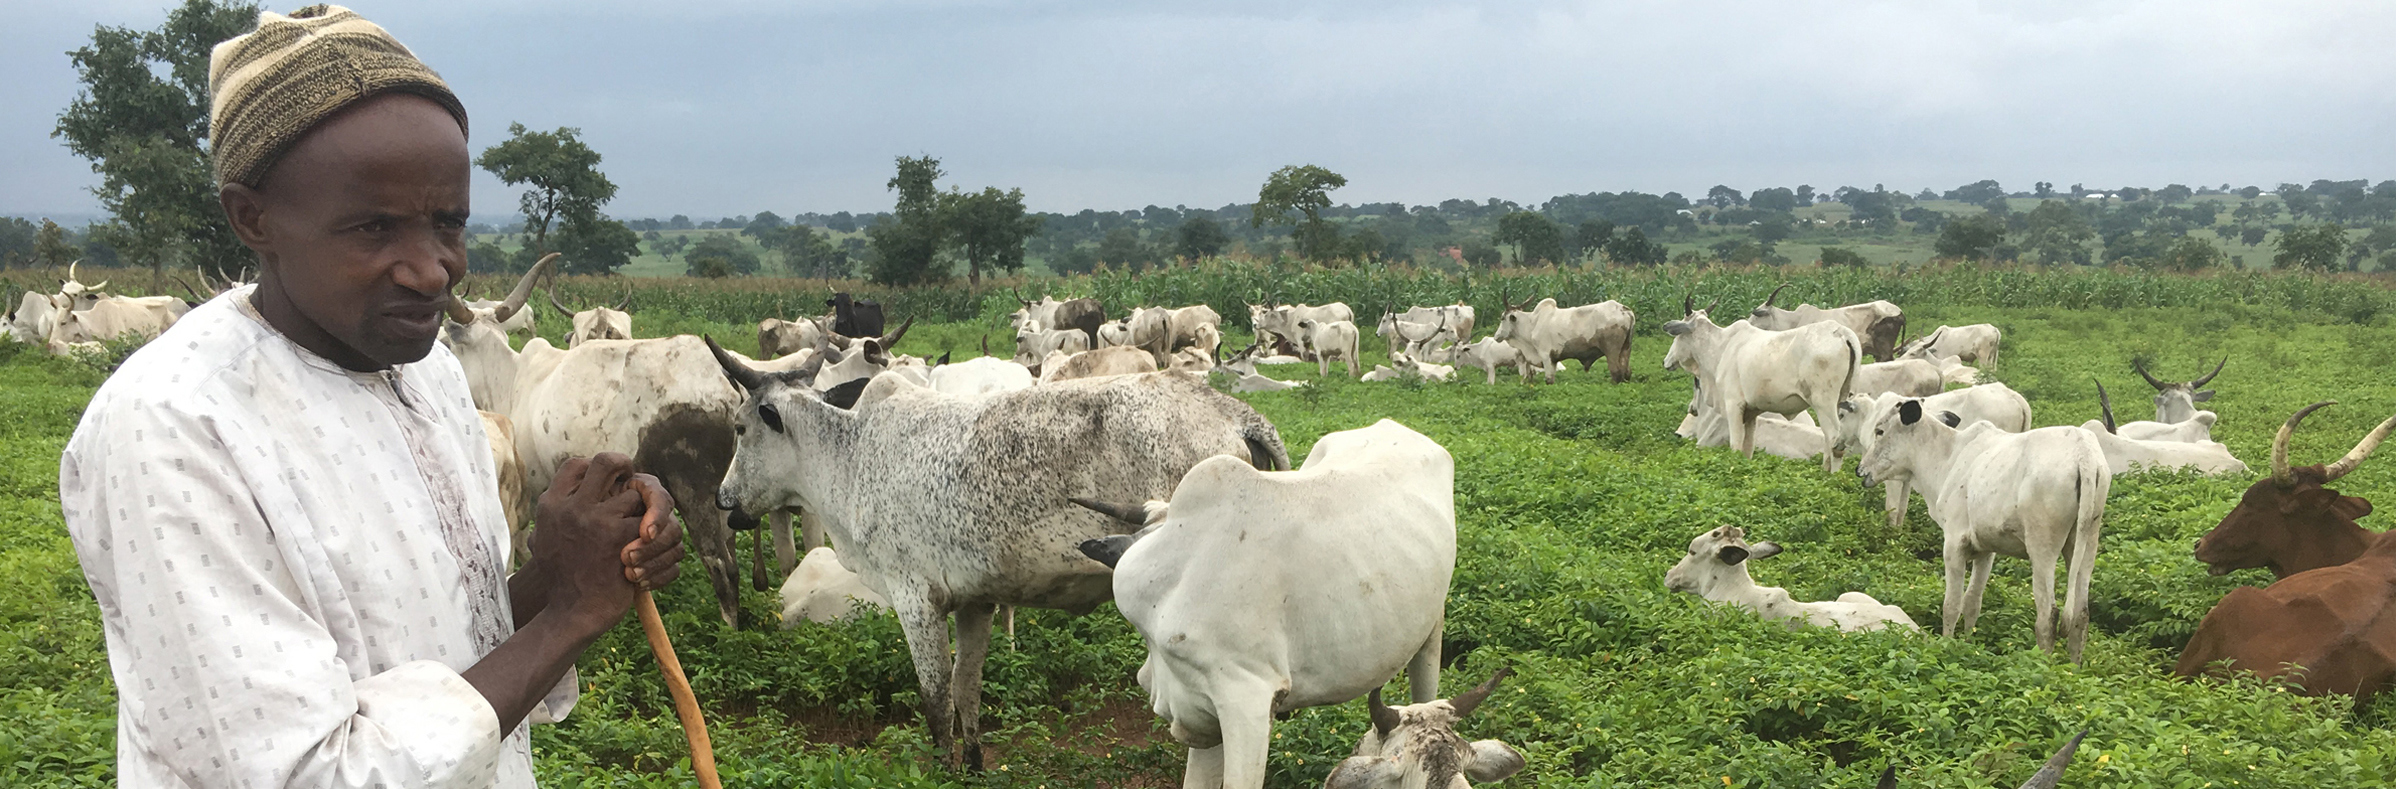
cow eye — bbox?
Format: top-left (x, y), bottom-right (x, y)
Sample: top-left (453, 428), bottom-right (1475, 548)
top-left (1874, 429), bottom-right (1884, 436)
top-left (758, 403), bottom-right (785, 433)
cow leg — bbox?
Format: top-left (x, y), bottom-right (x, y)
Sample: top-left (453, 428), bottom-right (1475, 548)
top-left (750, 529), bottom-right (770, 592)
top-left (1542, 353), bottom-right (1558, 384)
top-left (1608, 342), bottom-right (1632, 383)
top-left (1883, 481), bottom-right (1908, 531)
top-left (1318, 353), bottom-right (1330, 378)
top-left (1208, 678), bottom-right (1278, 789)
top-left (2027, 546), bottom-right (2060, 655)
top-left (1407, 618), bottom-right (1443, 703)
top-left (892, 599), bottom-right (958, 761)
top-left (1940, 537), bottom-right (1972, 637)
top-left (1181, 746), bottom-right (1225, 789)
top-left (771, 510), bottom-right (797, 574)
top-left (798, 508), bottom-right (826, 554)
top-left (2062, 512), bottom-right (2102, 663)
top-left (1960, 551), bottom-right (1997, 637)
top-left (951, 601), bottom-right (998, 771)
top-left (662, 474), bottom-right (742, 628)
top-left (1733, 407), bottom-right (1760, 460)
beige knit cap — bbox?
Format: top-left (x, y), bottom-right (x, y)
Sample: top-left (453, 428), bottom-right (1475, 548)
top-left (207, 4), bottom-right (468, 189)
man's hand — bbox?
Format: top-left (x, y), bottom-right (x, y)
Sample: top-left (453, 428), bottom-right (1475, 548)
top-left (528, 453), bottom-right (650, 634)
top-left (620, 473), bottom-right (683, 591)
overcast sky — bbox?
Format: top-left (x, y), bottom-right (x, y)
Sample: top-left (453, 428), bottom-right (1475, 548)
top-left (3, 0), bottom-right (2391, 223)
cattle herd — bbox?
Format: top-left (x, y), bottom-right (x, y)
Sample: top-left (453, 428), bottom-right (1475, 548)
top-left (4, 258), bottom-right (2391, 788)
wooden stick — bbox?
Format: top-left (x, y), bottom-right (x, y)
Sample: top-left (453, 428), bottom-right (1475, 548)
top-left (637, 591), bottom-right (721, 789)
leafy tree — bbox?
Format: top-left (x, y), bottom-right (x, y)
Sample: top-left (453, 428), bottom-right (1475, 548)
top-left (1096, 227), bottom-right (1148, 268)
top-left (2236, 186), bottom-right (2262, 200)
top-left (0, 218), bottom-right (34, 268)
top-left (1050, 245), bottom-right (1099, 275)
top-left (2273, 223), bottom-right (2348, 271)
top-left (1747, 187), bottom-right (1798, 213)
top-left (824, 212), bottom-right (858, 233)
top-left (1250, 164), bottom-right (1348, 260)
top-left (686, 234), bottom-right (759, 277)
top-left (741, 211), bottom-right (785, 238)
top-left (551, 215), bottom-right (640, 275)
top-left (1458, 240), bottom-right (1502, 269)
top-left (1751, 213), bottom-right (1794, 245)
top-left (942, 186), bottom-right (1040, 283)
top-left (866, 156), bottom-right (947, 286)
top-left (2153, 235), bottom-right (2227, 272)
top-left (35, 219), bottom-right (79, 268)
top-left (777, 225), bottom-right (849, 280)
top-left (1704, 185), bottom-right (1745, 209)
top-left (1710, 239), bottom-right (1785, 266)
top-left (1794, 185), bottom-right (1816, 205)
top-left (1836, 186), bottom-right (1901, 229)
top-left (55, 0), bottom-right (259, 282)
top-left (1603, 226), bottom-right (1667, 266)
top-left (2348, 223), bottom-right (2394, 271)
top-left (1493, 211), bottom-right (1565, 265)
top-left (465, 241), bottom-right (510, 274)
top-left (1570, 219), bottom-right (1615, 262)
top-left (1933, 213), bottom-right (2007, 260)
top-left (2020, 200), bottom-right (2094, 265)
top-left (1942, 180), bottom-right (2004, 204)
top-left (2034, 181), bottom-right (2055, 199)
top-left (2157, 184), bottom-right (2193, 204)
top-left (668, 214), bottom-right (693, 230)
top-left (1173, 215), bottom-right (1230, 260)
top-left (1819, 246), bottom-right (1868, 267)
top-left (476, 124), bottom-right (619, 256)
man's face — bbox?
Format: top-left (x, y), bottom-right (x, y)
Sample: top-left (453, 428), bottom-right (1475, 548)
top-left (233, 93), bottom-right (470, 369)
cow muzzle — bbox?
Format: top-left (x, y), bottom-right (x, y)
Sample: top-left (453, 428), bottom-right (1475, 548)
top-left (715, 489), bottom-right (758, 530)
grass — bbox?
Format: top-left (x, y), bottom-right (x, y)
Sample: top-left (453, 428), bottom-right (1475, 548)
top-left (0, 272), bottom-right (2392, 787)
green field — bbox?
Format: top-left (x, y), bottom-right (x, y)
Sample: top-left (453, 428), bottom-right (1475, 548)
top-left (0, 270), bottom-right (2393, 787)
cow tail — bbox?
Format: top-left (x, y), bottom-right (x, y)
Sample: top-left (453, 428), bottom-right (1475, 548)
top-left (2070, 450), bottom-right (2108, 581)
top-left (1840, 336), bottom-right (1862, 400)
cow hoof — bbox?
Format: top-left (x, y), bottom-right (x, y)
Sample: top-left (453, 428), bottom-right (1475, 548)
top-left (963, 742), bottom-right (984, 772)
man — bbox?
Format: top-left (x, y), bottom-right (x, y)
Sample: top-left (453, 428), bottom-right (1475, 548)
top-left (59, 6), bottom-right (684, 786)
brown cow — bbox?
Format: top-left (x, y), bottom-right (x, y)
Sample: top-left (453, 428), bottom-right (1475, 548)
top-left (2175, 402), bottom-right (2395, 700)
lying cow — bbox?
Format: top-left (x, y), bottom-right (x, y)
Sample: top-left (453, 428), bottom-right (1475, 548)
top-left (1852, 359), bottom-right (1943, 398)
top-left (2176, 403), bottom-right (2394, 701)
top-left (1746, 282), bottom-right (1906, 362)
top-left (1898, 324), bottom-right (2001, 367)
top-left (1664, 297), bottom-right (1859, 473)
top-left (1361, 354), bottom-right (1455, 383)
top-left (46, 294), bottom-right (189, 349)
top-left (1321, 671), bottom-right (1524, 789)
top-left (1858, 399), bottom-right (2110, 662)
top-left (2136, 356), bottom-right (2225, 424)
top-left (1065, 419), bottom-right (1451, 789)
top-left (2083, 381), bottom-right (2247, 476)
top-left (1493, 297), bottom-right (1635, 384)
top-left (1665, 526), bottom-right (1918, 632)
top-left (1039, 345), bottom-right (1159, 383)
top-left (780, 546), bottom-right (891, 625)
top-left (2098, 377), bottom-right (2219, 443)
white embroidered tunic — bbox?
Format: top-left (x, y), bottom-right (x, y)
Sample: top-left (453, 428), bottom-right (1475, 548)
top-left (60, 287), bottom-right (574, 788)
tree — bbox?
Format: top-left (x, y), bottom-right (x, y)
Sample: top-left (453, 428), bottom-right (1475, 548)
top-left (1492, 211), bottom-right (1565, 265)
top-left (1819, 246), bottom-right (1869, 267)
top-left (2348, 223), bottom-right (2394, 271)
top-left (741, 211), bottom-right (786, 238)
top-left (1794, 185), bottom-right (1817, 205)
top-left (34, 219), bottom-right (79, 268)
top-left (55, 0), bottom-right (260, 282)
top-left (685, 234), bottom-right (760, 277)
top-left (1603, 226), bottom-right (1667, 266)
top-left (942, 186), bottom-right (1040, 283)
top-left (1096, 227), bottom-right (1148, 268)
top-left (1704, 185), bottom-right (1744, 209)
top-left (866, 156), bottom-right (947, 286)
top-left (1172, 214), bottom-right (1230, 260)
top-left (476, 124), bottom-right (619, 256)
top-left (2236, 186), bottom-right (2262, 200)
top-left (2157, 184), bottom-right (2193, 204)
top-left (2154, 235), bottom-right (2227, 272)
top-left (1747, 187), bottom-right (1798, 213)
top-left (551, 215), bottom-right (641, 275)
top-left (776, 225), bottom-right (848, 281)
top-left (2273, 223), bottom-right (2348, 271)
top-left (2034, 182), bottom-right (2056, 199)
top-left (1934, 213), bottom-right (2007, 260)
top-left (1458, 240), bottom-right (1502, 269)
top-left (1250, 165), bottom-right (1348, 260)
top-left (2020, 200), bottom-right (2094, 265)
top-left (1942, 180), bottom-right (2005, 205)
top-left (1570, 219), bottom-right (1615, 262)
top-left (1751, 213), bottom-right (1795, 246)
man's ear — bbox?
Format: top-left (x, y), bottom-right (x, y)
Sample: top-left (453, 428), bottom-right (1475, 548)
top-left (219, 183), bottom-right (274, 253)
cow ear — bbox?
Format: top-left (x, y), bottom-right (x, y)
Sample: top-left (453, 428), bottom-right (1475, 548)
top-left (1898, 400), bottom-right (1923, 425)
top-left (2332, 494), bottom-right (2373, 521)
top-left (1938, 411), bottom-right (1961, 428)
top-left (1321, 756), bottom-right (1392, 789)
top-left (821, 377), bottom-right (870, 410)
top-left (2192, 389), bottom-right (2215, 403)
top-left (1464, 740), bottom-right (1527, 784)
top-left (1747, 541), bottom-right (1784, 560)
top-left (1838, 399), bottom-right (1856, 413)
top-left (1717, 545), bottom-right (1749, 565)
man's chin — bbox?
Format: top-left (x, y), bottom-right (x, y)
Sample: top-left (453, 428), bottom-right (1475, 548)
top-left (358, 322), bottom-right (442, 367)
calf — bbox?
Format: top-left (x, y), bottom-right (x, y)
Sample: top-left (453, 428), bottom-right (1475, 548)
top-left (1664, 298), bottom-right (1859, 473)
top-left (1858, 400), bottom-right (2109, 661)
top-left (1321, 671), bottom-right (1524, 789)
top-left (1453, 336), bottom-right (1557, 385)
top-left (780, 546), bottom-right (892, 625)
top-left (1665, 526), bottom-right (1918, 632)
top-left (2193, 402), bottom-right (2394, 579)
top-left (1298, 318), bottom-right (1362, 378)
top-left (1066, 419), bottom-right (1451, 789)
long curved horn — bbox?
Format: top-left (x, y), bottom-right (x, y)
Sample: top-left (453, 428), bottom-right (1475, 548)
top-left (171, 274), bottom-right (204, 300)
top-left (1367, 688), bottom-right (1400, 738)
top-left (88, 278), bottom-right (108, 291)
top-left (1682, 294), bottom-right (1695, 315)
top-left (2272, 401), bottom-right (2336, 486)
top-left (1760, 281), bottom-right (1790, 309)
top-left (2324, 416), bottom-right (2396, 482)
top-left (705, 335), bottom-right (767, 391)
top-left (876, 316), bottom-right (915, 350)
top-left (444, 294), bottom-right (478, 324)
top-left (1448, 667), bottom-right (1511, 718)
top-left (2133, 359), bottom-right (2170, 391)
top-left (67, 260), bottom-right (78, 283)
top-left (1068, 497), bottom-right (1150, 527)
top-left (547, 279), bottom-right (575, 318)
top-left (1516, 294), bottom-right (1539, 312)
top-left (2015, 729), bottom-right (2085, 789)
top-left (613, 280), bottom-right (633, 312)
top-left (1700, 297), bottom-right (1721, 315)
top-left (2094, 380), bottom-right (2117, 434)
top-left (493, 253), bottom-right (557, 324)
top-left (2190, 355), bottom-right (2227, 388)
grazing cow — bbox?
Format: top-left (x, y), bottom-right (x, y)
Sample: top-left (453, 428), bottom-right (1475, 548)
top-left (2136, 356), bottom-right (2225, 425)
top-left (456, 256), bottom-right (550, 339)
top-left (1249, 301), bottom-right (1354, 360)
top-left (1857, 400), bottom-right (2110, 661)
top-left (780, 546), bottom-right (891, 625)
top-left (1039, 345), bottom-right (1159, 383)
top-left (1663, 298), bottom-right (1859, 473)
top-left (1065, 419), bottom-right (1451, 789)
top-left (2194, 403), bottom-right (2394, 579)
top-left (1898, 324), bottom-right (2001, 367)
top-left (1014, 326), bottom-right (1093, 369)
top-left (2083, 382), bottom-right (2247, 476)
top-left (1746, 282), bottom-right (1906, 361)
top-left (477, 410), bottom-right (531, 563)
top-left (1837, 384), bottom-right (2033, 528)
top-left (1851, 359), bottom-right (1944, 398)
top-left (1320, 671), bottom-right (1524, 789)
top-left (2095, 381), bottom-right (2218, 443)
top-left (826, 291), bottom-right (885, 337)
top-left (1665, 526), bottom-right (1918, 632)
top-left (1297, 318), bottom-right (1362, 378)
top-left (548, 278), bottom-right (634, 348)
top-left (711, 347), bottom-right (1291, 769)
top-left (1493, 297), bottom-right (1635, 384)
top-left (930, 355), bottom-right (1037, 397)
top-left (2174, 403), bottom-right (2393, 701)
top-left (757, 315), bottom-right (828, 358)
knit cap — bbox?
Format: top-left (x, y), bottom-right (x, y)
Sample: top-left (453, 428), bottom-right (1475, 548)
top-left (207, 4), bottom-right (468, 189)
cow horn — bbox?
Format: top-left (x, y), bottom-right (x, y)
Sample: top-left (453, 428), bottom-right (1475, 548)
top-left (980, 334), bottom-right (991, 357)
top-left (2271, 401), bottom-right (2336, 486)
top-left (2133, 359), bottom-right (2170, 391)
top-left (797, 347), bottom-right (828, 383)
top-left (1516, 294), bottom-right (1539, 312)
top-left (2190, 355), bottom-right (2226, 388)
top-left (2094, 380), bottom-right (2118, 434)
top-left (1682, 294), bottom-right (1695, 315)
top-left (171, 273), bottom-right (204, 301)
top-left (613, 281), bottom-right (633, 312)
top-left (547, 279), bottom-right (575, 318)
top-left (1367, 688), bottom-right (1400, 738)
top-left (705, 335), bottom-right (768, 391)
top-left (1068, 497), bottom-right (1150, 527)
top-left (1447, 667), bottom-right (1511, 719)
top-left (2323, 416), bottom-right (2396, 483)
top-left (89, 278), bottom-right (108, 291)
top-left (1760, 281), bottom-right (1789, 309)
top-left (2015, 729), bottom-right (2085, 789)
top-left (494, 253), bottom-right (557, 324)
top-left (877, 316), bottom-right (914, 350)
top-left (67, 260), bottom-right (78, 283)
top-left (1015, 286), bottom-right (1032, 307)
top-left (444, 294), bottom-right (478, 324)
top-left (1700, 297), bottom-right (1720, 315)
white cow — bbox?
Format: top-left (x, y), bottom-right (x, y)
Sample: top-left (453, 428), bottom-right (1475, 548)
top-left (477, 410), bottom-right (532, 564)
top-left (1038, 345), bottom-right (1159, 383)
top-left (1452, 337), bottom-right (1557, 385)
top-left (2134, 356), bottom-right (2225, 424)
top-left (1097, 318), bottom-right (1134, 348)
top-left (458, 256), bottom-right (550, 339)
top-left (1297, 318), bottom-right (1362, 378)
top-left (1836, 384), bottom-right (2034, 528)
top-left (1852, 359), bottom-right (1944, 398)
top-left (757, 315), bottom-right (829, 358)
top-left (712, 350), bottom-right (1291, 770)
top-left (1066, 419), bottom-right (1452, 789)
top-left (6, 290), bottom-right (62, 345)
top-left (1396, 303), bottom-right (1474, 345)
top-left (1014, 326), bottom-right (1092, 369)
top-left (1320, 671), bottom-right (1524, 789)
top-left (1663, 299), bottom-right (1860, 473)
top-left (1248, 301), bottom-right (1353, 360)
top-left (1680, 396), bottom-right (1825, 461)
top-left (1899, 324), bottom-right (2001, 367)
top-left (1665, 526), bottom-right (1919, 632)
top-left (1361, 355), bottom-right (1455, 383)
top-left (1857, 399), bottom-right (2110, 662)
top-left (779, 546), bottom-right (891, 625)
top-left (929, 355), bottom-right (1036, 396)
top-left (1745, 282), bottom-right (1906, 361)
top-left (1492, 297), bottom-right (1636, 384)
top-left (2085, 381), bottom-right (2246, 475)
top-left (1374, 312), bottom-right (1450, 361)
top-left (47, 295), bottom-right (190, 349)
top-left (2096, 380), bottom-right (2217, 443)
top-left (548, 279), bottom-right (633, 347)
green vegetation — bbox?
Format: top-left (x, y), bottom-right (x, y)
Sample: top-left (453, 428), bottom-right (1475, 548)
top-left (0, 264), bottom-right (2391, 787)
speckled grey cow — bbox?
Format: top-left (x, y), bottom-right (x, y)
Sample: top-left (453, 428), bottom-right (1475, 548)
top-left (708, 340), bottom-right (1289, 770)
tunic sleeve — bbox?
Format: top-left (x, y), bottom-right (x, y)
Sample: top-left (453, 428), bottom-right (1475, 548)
top-left (61, 403), bottom-right (506, 789)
